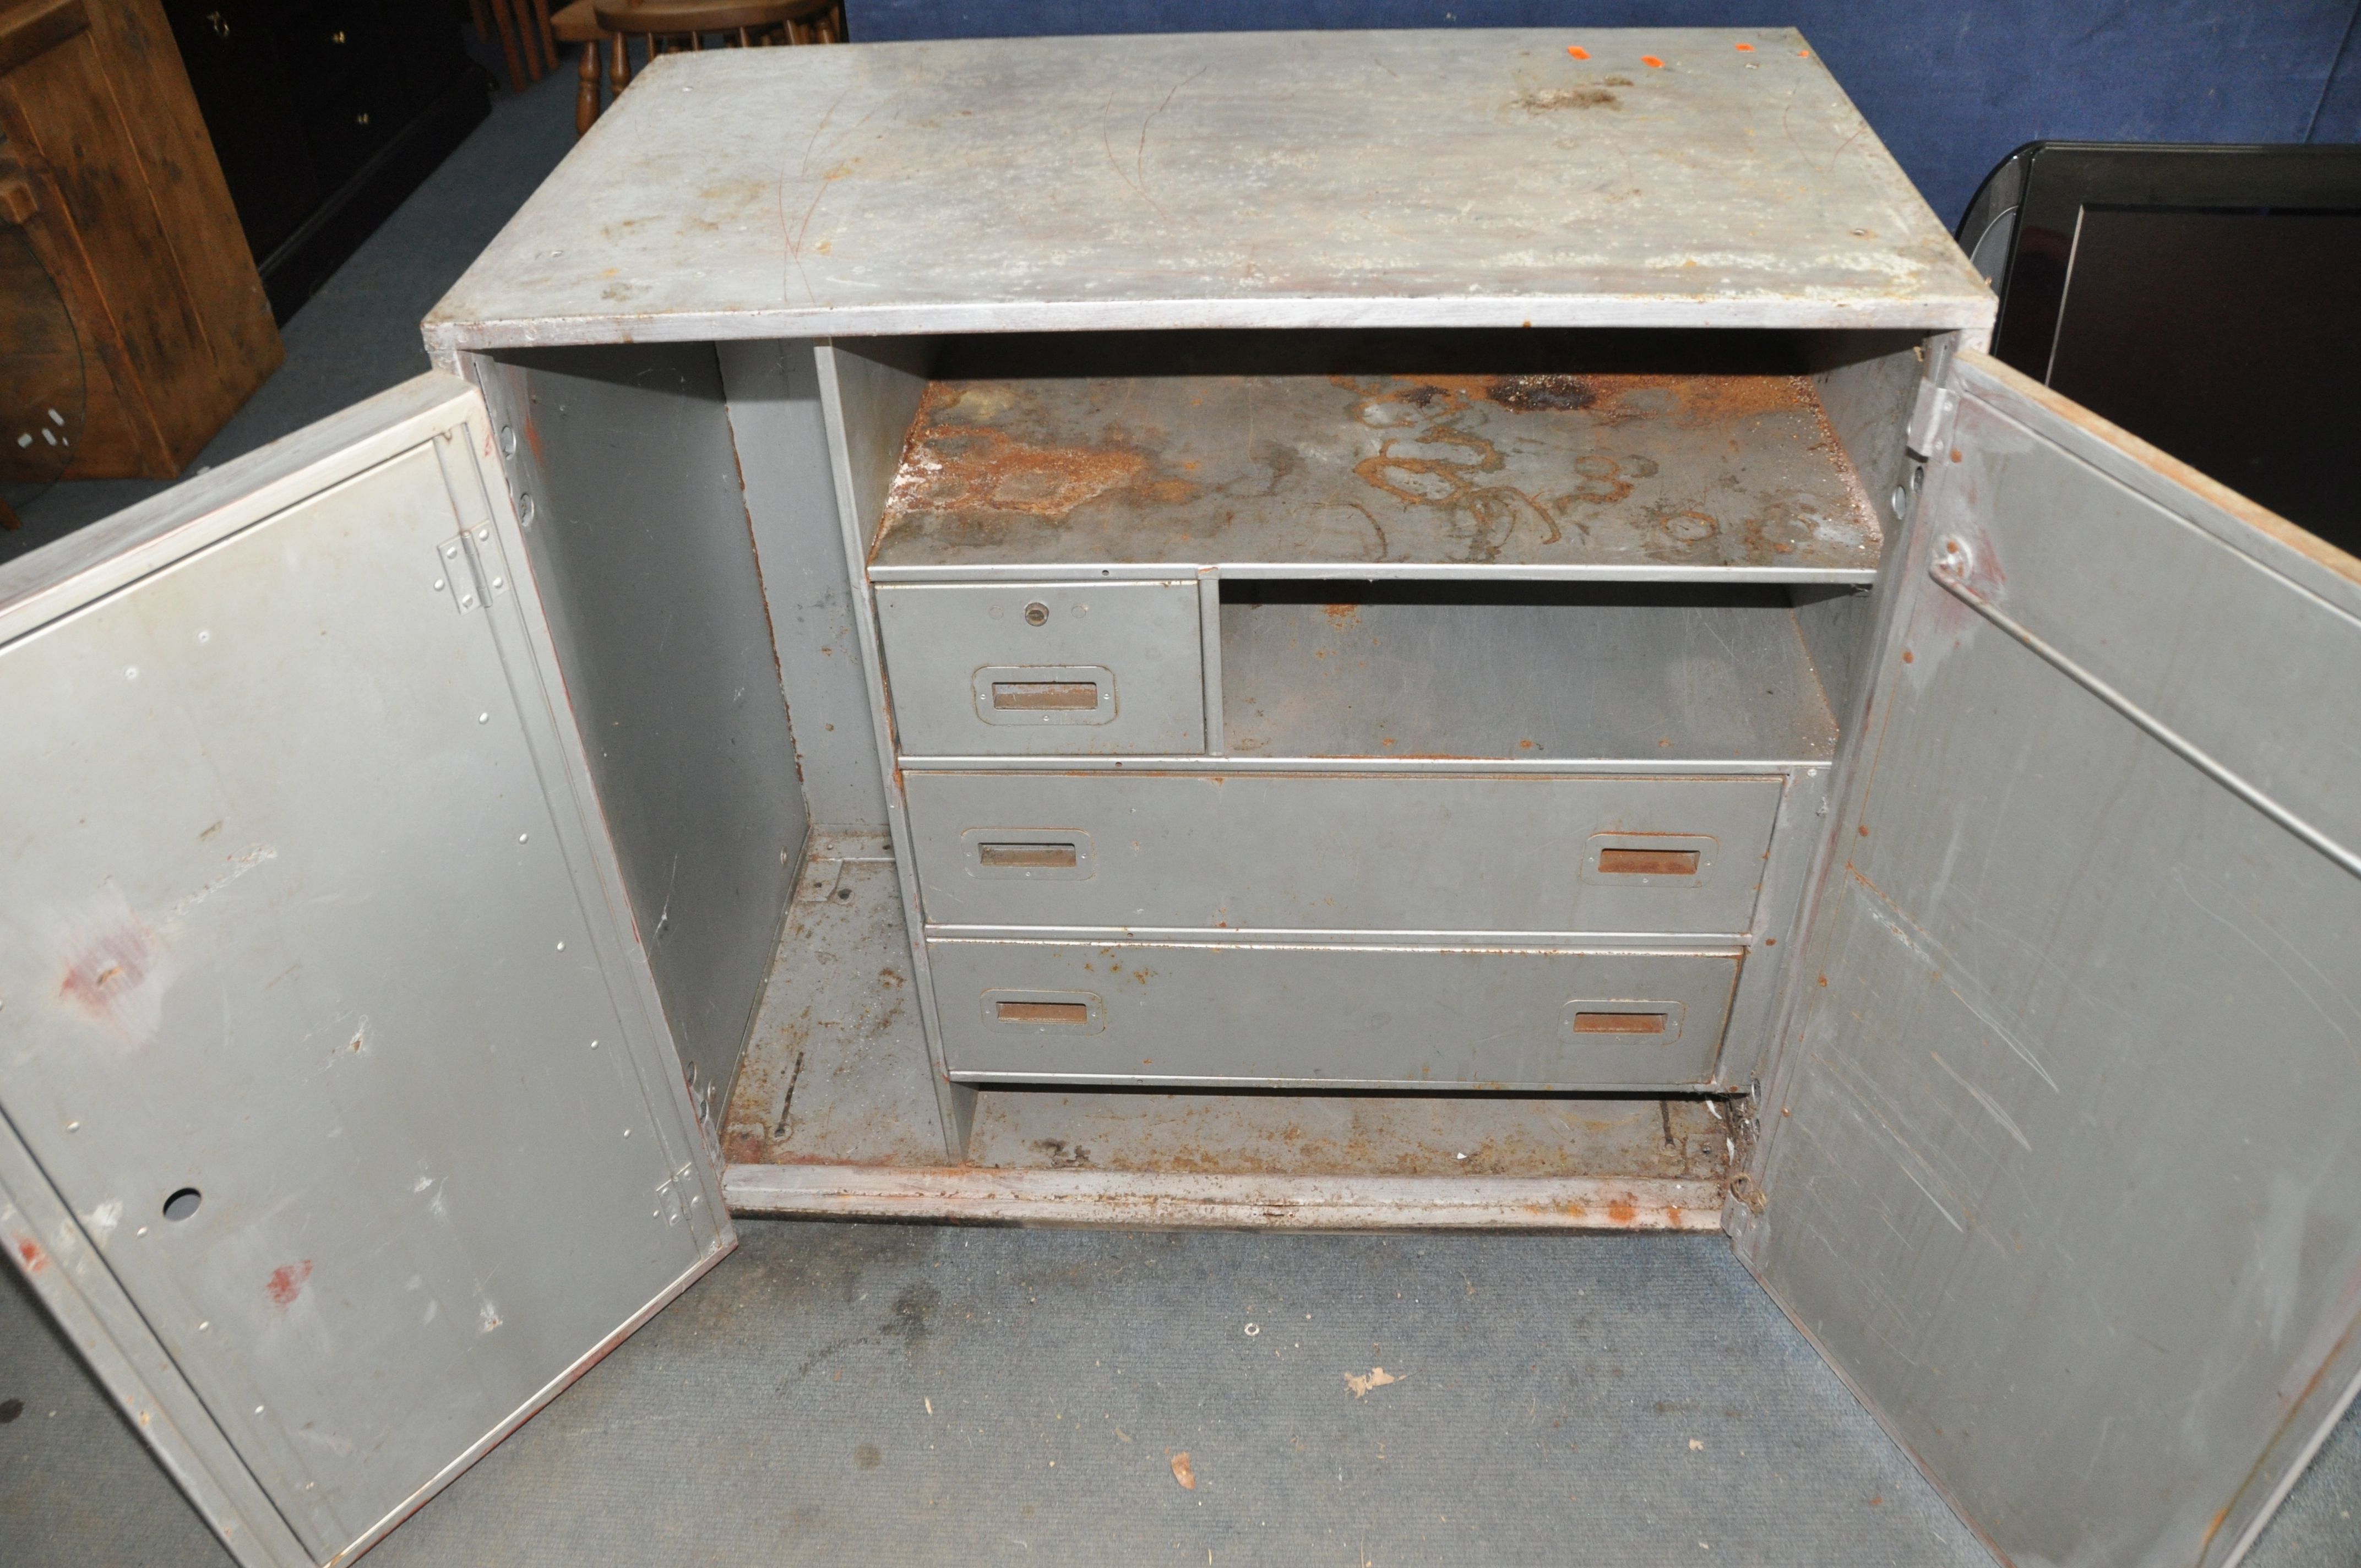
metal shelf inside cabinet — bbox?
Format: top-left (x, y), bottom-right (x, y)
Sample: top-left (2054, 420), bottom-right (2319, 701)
top-left (1219, 586), bottom-right (1841, 764)
top-left (867, 363), bottom-right (1880, 582)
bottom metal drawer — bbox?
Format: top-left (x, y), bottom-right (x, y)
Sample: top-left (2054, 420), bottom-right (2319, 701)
top-left (929, 940), bottom-right (1739, 1089)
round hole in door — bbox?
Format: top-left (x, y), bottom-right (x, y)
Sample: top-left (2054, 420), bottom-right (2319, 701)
top-left (162, 1188), bottom-right (202, 1222)
top-left (1023, 601), bottom-right (1049, 625)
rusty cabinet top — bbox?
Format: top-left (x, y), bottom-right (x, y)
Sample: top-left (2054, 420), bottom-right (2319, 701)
top-left (423, 29), bottom-right (1993, 355)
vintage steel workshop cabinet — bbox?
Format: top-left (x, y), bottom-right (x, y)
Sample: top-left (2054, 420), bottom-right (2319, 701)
top-left (4, 29), bottom-right (2357, 1568)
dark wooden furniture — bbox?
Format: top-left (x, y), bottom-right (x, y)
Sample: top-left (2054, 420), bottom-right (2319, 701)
top-left (0, 0), bottom-right (281, 482)
top-left (162, 0), bottom-right (490, 320)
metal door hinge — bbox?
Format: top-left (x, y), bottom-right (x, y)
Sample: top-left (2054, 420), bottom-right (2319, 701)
top-left (433, 525), bottom-right (512, 615)
top-left (1904, 381), bottom-right (1959, 460)
top-left (655, 1162), bottom-right (700, 1226)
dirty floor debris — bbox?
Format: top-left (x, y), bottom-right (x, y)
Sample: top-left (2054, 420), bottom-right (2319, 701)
top-left (10, 1222), bottom-right (2356, 1566)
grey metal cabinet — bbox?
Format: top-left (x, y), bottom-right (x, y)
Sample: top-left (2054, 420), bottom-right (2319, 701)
top-left (6, 28), bottom-right (2356, 1568)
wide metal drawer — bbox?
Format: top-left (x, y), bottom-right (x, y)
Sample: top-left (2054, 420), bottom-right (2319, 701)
top-left (906, 771), bottom-right (1781, 934)
top-left (929, 939), bottom-right (1739, 1088)
top-left (875, 580), bottom-right (1205, 755)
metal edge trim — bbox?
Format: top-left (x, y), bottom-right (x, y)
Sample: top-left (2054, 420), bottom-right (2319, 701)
top-left (921, 936), bottom-right (1741, 957)
top-left (943, 1074), bottom-right (1728, 1093)
top-left (866, 563), bottom-right (1883, 585)
top-left (2220, 1358), bottom-right (2361, 1568)
top-left (922, 925), bottom-right (1754, 946)
top-left (892, 756), bottom-right (1828, 774)
top-left (722, 1163), bottom-right (1724, 1232)
top-left (427, 296), bottom-right (2001, 356)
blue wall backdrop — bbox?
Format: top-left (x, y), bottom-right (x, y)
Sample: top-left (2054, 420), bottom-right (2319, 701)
top-left (845, 2), bottom-right (2361, 228)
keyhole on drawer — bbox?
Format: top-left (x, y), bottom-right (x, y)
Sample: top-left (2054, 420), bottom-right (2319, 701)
top-left (162, 1188), bottom-right (203, 1221)
top-left (1023, 602), bottom-right (1049, 625)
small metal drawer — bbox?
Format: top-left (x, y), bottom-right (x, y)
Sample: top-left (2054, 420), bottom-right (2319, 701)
top-left (875, 580), bottom-right (1204, 755)
top-left (930, 939), bottom-right (1739, 1088)
top-left (905, 771), bottom-right (1781, 933)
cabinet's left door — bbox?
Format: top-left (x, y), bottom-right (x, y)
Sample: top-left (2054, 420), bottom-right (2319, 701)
top-left (0, 374), bottom-right (731, 1568)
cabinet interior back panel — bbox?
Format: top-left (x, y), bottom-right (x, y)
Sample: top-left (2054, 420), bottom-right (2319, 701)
top-left (1221, 591), bottom-right (1840, 763)
top-left (869, 369), bottom-right (1879, 578)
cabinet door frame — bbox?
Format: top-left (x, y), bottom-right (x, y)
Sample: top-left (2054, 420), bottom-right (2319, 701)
top-left (0, 373), bottom-right (732, 1568)
top-left (1741, 346), bottom-right (2361, 1567)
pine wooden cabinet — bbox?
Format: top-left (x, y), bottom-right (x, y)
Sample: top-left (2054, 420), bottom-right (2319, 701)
top-left (0, 0), bottom-right (281, 481)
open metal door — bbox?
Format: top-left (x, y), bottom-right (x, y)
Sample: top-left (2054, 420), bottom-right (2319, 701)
top-left (0, 375), bottom-right (732, 1567)
top-left (1739, 347), bottom-right (2361, 1567)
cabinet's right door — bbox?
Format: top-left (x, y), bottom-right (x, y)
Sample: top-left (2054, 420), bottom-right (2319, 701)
top-left (1744, 349), bottom-right (2361, 1568)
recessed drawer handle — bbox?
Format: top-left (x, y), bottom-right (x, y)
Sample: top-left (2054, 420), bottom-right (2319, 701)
top-left (960, 828), bottom-right (1097, 880)
top-left (1563, 998), bottom-right (1687, 1043)
top-left (997, 999), bottom-right (1090, 1025)
top-left (992, 681), bottom-right (1099, 711)
top-left (1581, 833), bottom-right (1717, 888)
top-left (1596, 847), bottom-right (1701, 876)
top-left (981, 988), bottom-right (1107, 1033)
top-left (1570, 1011), bottom-right (1669, 1035)
top-left (970, 664), bottom-right (1118, 726)
top-left (978, 841), bottom-right (1079, 869)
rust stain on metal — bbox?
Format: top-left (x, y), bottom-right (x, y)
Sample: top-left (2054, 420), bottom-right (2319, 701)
top-left (872, 367), bottom-right (1879, 574)
top-left (14, 1237), bottom-right (45, 1273)
top-left (1484, 374), bottom-right (1597, 411)
top-left (966, 1096), bottom-right (1731, 1182)
top-left (885, 380), bottom-right (1199, 529)
top-left (893, 422), bottom-right (1156, 519)
top-left (265, 1260), bottom-right (313, 1310)
top-left (56, 917), bottom-right (166, 1036)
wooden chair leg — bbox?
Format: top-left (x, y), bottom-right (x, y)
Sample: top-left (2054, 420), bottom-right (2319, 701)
top-left (490, 0), bottom-right (530, 91)
top-left (515, 0), bottom-right (545, 78)
top-left (529, 0), bottom-right (557, 74)
top-left (576, 36), bottom-right (601, 134)
top-left (609, 31), bottom-right (631, 90)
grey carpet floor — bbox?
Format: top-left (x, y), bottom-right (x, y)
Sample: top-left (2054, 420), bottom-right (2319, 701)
top-left (5, 1221), bottom-right (2357, 1566)
top-left (3, 34), bottom-right (2358, 1568)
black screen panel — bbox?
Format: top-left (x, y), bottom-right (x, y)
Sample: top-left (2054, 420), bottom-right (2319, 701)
top-left (1974, 144), bottom-right (2361, 560)
top-left (2048, 208), bottom-right (2361, 540)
